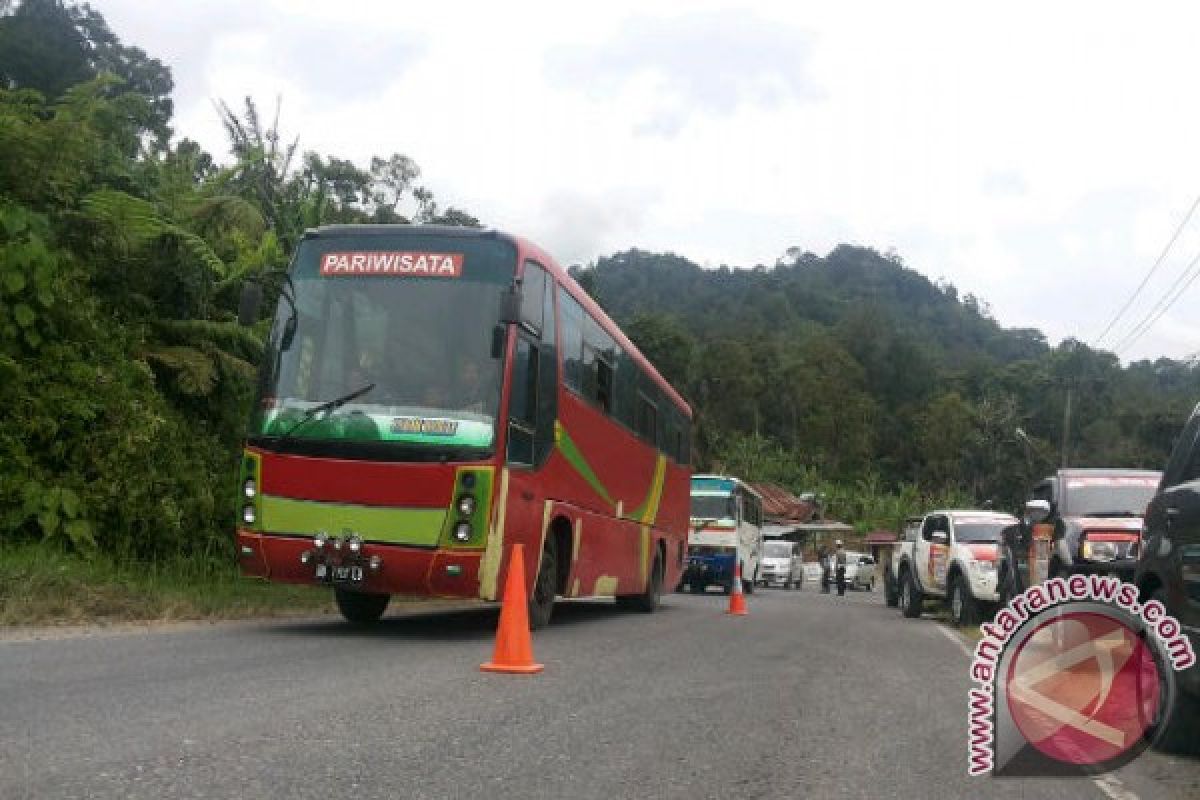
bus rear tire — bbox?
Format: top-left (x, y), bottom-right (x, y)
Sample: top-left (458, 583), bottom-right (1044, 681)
top-left (618, 553), bottom-right (663, 613)
top-left (334, 589), bottom-right (390, 624)
top-left (528, 539), bottom-right (558, 630)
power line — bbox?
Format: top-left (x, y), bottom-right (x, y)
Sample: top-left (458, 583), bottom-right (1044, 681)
top-left (1093, 191), bottom-right (1200, 346)
top-left (1114, 245), bottom-right (1200, 355)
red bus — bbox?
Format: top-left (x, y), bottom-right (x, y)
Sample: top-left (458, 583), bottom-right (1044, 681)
top-left (235, 225), bottom-right (692, 627)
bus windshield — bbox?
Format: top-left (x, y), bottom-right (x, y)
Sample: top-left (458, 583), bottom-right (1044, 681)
top-left (691, 494), bottom-right (736, 521)
top-left (249, 234), bottom-right (516, 458)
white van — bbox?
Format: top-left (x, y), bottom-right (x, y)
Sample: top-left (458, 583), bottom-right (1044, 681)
top-left (758, 539), bottom-right (803, 589)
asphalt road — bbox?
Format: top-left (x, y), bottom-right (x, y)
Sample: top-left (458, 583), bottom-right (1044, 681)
top-left (1, 585), bottom-right (1196, 800)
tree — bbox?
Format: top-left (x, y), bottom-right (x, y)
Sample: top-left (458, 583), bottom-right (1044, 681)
top-left (624, 312), bottom-right (695, 393)
top-left (0, 0), bottom-right (174, 137)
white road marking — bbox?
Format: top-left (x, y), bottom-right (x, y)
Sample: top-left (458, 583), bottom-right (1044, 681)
top-left (934, 623), bottom-right (1141, 800)
top-left (1092, 773), bottom-right (1139, 800)
top-left (936, 624), bottom-right (974, 658)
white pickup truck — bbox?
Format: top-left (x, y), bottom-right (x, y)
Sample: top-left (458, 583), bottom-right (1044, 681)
top-left (890, 509), bottom-right (1018, 625)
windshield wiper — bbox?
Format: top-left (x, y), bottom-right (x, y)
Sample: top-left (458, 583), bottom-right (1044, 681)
top-left (275, 383), bottom-right (375, 445)
top-left (1081, 510), bottom-right (1140, 518)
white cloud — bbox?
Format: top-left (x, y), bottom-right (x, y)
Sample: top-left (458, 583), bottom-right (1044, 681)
top-left (90, 0), bottom-right (1200, 361)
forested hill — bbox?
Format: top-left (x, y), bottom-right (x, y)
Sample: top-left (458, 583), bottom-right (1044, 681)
top-left (582, 245), bottom-right (1049, 367)
top-left (571, 246), bottom-right (1200, 508)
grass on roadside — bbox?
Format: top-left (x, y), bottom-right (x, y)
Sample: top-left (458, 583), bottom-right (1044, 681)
top-left (927, 606), bottom-right (984, 641)
top-left (0, 543), bottom-right (334, 627)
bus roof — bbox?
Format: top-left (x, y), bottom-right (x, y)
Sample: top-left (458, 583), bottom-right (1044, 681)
top-left (691, 475), bottom-right (762, 498)
top-left (302, 225), bottom-right (691, 419)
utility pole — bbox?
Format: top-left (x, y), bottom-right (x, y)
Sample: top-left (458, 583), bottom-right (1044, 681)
top-left (1060, 383), bottom-right (1073, 468)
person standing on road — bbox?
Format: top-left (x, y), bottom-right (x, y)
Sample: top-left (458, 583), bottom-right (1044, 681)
top-left (834, 540), bottom-right (848, 596)
top-left (818, 545), bottom-right (831, 593)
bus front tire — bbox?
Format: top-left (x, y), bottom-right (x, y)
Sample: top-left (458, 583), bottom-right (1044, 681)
top-left (334, 589), bottom-right (390, 624)
top-left (528, 540), bottom-right (558, 630)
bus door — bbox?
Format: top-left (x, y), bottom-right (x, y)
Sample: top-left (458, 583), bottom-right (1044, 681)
top-left (499, 261), bottom-right (558, 593)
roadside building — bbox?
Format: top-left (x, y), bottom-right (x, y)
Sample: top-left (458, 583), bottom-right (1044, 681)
top-left (748, 482), bottom-right (857, 559)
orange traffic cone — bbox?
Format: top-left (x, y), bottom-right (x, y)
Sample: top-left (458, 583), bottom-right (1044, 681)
top-left (481, 542), bottom-right (544, 674)
top-left (727, 562), bottom-right (748, 616)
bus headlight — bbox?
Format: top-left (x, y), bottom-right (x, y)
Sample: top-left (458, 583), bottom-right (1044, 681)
top-left (453, 522), bottom-right (472, 542)
top-left (243, 478), bottom-right (257, 499)
top-left (970, 559), bottom-right (996, 573)
top-left (347, 535), bottom-right (362, 554)
top-left (242, 505), bottom-right (256, 525)
top-left (457, 495), bottom-right (476, 517)
top-left (314, 532), bottom-right (327, 550)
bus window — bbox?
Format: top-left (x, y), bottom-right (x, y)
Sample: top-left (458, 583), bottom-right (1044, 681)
top-left (559, 287), bottom-right (584, 393)
top-left (596, 358), bottom-right (613, 413)
top-left (615, 350), bottom-right (637, 428)
top-left (519, 261), bottom-right (546, 337)
top-left (533, 267), bottom-right (557, 465)
top-left (636, 392), bottom-right (657, 442)
top-left (507, 336), bottom-right (538, 465)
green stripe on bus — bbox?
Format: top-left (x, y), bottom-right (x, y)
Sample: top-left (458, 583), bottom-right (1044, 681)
top-left (554, 421), bottom-right (616, 507)
top-left (259, 495), bottom-right (446, 547)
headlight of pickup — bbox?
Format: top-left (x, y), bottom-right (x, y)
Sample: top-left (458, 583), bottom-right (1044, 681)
top-left (1081, 540), bottom-right (1117, 562)
top-left (969, 559), bottom-right (996, 573)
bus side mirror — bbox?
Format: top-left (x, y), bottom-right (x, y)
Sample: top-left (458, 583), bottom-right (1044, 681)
top-left (500, 286), bottom-right (522, 325)
top-left (238, 281), bottom-right (262, 326)
top-left (491, 324), bottom-right (507, 359)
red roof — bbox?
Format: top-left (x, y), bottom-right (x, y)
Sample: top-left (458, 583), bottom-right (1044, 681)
top-left (749, 483), bottom-right (815, 523)
top-left (863, 531), bottom-right (898, 544)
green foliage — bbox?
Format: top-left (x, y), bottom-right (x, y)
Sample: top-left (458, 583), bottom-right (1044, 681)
top-left (610, 247), bottom-right (1200, 517)
top-left (0, 0), bottom-right (174, 137)
top-left (13, 483), bottom-right (93, 548)
top-left (0, 2), bottom-right (482, 565)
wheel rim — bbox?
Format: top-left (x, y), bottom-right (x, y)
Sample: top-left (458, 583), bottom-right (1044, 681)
top-left (952, 583), bottom-right (962, 619)
top-left (901, 580), bottom-right (909, 608)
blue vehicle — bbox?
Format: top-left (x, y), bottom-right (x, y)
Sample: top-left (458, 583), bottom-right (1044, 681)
top-left (682, 476), bottom-right (763, 594)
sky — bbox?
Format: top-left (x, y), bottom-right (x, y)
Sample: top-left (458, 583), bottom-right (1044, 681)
top-left (92, 0), bottom-right (1200, 363)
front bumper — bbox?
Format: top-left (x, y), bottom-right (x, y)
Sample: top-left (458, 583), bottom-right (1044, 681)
top-left (685, 555), bottom-right (736, 585)
top-left (236, 530), bottom-right (482, 598)
top-left (968, 570), bottom-right (1000, 603)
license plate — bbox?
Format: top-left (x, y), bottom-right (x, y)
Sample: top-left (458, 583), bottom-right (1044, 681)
top-left (316, 564), bottom-right (363, 583)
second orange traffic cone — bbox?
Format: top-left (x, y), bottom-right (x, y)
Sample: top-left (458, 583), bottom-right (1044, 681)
top-left (727, 561), bottom-right (748, 616)
top-left (481, 542), bottom-right (544, 674)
